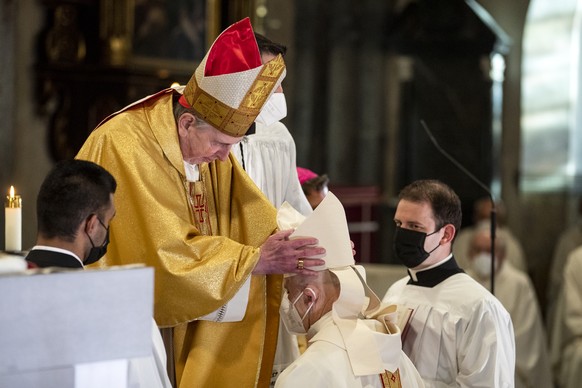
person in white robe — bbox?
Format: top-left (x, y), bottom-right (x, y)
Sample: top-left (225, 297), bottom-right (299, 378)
top-left (552, 246), bottom-right (582, 388)
top-left (466, 228), bottom-right (553, 388)
top-left (546, 197), bottom-right (582, 333)
top-left (453, 197), bottom-right (527, 272)
top-left (276, 266), bottom-right (425, 388)
top-left (382, 180), bottom-right (515, 388)
top-left (232, 120), bottom-right (311, 215)
top-left (232, 32), bottom-right (311, 216)
top-left (274, 193), bottom-right (424, 387)
top-left (231, 33), bottom-right (312, 386)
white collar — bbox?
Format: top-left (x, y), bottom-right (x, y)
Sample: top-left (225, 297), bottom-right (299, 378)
top-left (408, 253), bottom-right (453, 282)
top-left (183, 162), bottom-right (200, 182)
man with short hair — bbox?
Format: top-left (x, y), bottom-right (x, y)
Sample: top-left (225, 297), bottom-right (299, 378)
top-left (297, 167), bottom-right (329, 209)
top-left (26, 159), bottom-right (116, 269)
top-left (382, 179), bottom-right (515, 387)
top-left (25, 159), bottom-right (171, 388)
top-left (76, 18), bottom-right (325, 388)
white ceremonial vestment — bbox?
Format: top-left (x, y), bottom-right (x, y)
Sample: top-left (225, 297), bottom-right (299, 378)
top-left (555, 247), bottom-right (582, 388)
top-left (469, 263), bottom-right (553, 388)
top-left (232, 120), bottom-right (312, 385)
top-left (128, 319), bottom-right (173, 388)
top-left (275, 314), bottom-right (425, 388)
top-left (232, 121), bottom-right (312, 215)
top-left (453, 226), bottom-right (527, 272)
top-left (383, 261), bottom-right (515, 388)
top-left (547, 222), bottom-right (582, 331)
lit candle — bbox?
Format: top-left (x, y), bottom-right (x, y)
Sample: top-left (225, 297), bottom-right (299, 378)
top-left (5, 186), bottom-right (22, 252)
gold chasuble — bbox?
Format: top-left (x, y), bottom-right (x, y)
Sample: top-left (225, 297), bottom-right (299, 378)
top-left (76, 89), bottom-right (282, 388)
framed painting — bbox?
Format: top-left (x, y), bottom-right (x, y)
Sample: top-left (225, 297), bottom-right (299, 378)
top-left (101, 0), bottom-right (220, 71)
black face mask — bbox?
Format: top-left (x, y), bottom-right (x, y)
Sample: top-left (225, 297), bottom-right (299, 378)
top-left (393, 226), bottom-right (440, 268)
top-left (85, 218), bottom-right (110, 265)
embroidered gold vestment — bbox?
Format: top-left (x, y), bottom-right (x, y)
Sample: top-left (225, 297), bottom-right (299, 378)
top-left (77, 89), bottom-right (281, 387)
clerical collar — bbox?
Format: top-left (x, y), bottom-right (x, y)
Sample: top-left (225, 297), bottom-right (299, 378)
top-left (183, 161), bottom-right (200, 182)
top-left (407, 254), bottom-right (464, 287)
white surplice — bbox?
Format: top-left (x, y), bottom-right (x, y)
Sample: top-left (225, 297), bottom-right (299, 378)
top-left (554, 246), bottom-right (582, 388)
top-left (232, 121), bottom-right (312, 215)
top-left (468, 263), bottom-right (553, 388)
top-left (275, 313), bottom-right (425, 388)
top-left (127, 319), bottom-right (172, 388)
top-left (232, 120), bottom-right (312, 385)
top-left (383, 271), bottom-right (515, 388)
top-left (453, 226), bottom-right (527, 272)
top-left (547, 222), bottom-right (582, 331)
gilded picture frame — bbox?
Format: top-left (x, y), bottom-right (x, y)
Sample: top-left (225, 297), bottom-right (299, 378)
top-left (100, 0), bottom-right (220, 72)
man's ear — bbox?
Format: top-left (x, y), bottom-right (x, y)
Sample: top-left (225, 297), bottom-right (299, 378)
top-left (442, 224), bottom-right (456, 244)
top-left (83, 213), bottom-right (99, 234)
top-left (178, 113), bottom-right (195, 137)
top-left (303, 286), bottom-right (318, 303)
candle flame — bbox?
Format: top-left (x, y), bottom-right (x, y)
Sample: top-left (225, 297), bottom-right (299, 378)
top-left (9, 185), bottom-right (14, 199)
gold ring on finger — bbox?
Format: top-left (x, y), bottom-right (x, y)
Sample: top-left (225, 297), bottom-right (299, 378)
top-left (296, 259), bottom-right (304, 270)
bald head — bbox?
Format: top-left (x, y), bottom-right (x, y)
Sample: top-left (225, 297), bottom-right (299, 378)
top-left (283, 270), bottom-right (340, 335)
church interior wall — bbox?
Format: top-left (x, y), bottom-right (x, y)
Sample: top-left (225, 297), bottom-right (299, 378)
top-left (0, 0), bottom-right (571, 316)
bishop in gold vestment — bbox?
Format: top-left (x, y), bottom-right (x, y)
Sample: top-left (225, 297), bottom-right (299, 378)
top-left (77, 18), bottom-right (294, 388)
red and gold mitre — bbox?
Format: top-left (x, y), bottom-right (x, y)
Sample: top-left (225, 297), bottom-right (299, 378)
top-left (180, 17), bottom-right (286, 137)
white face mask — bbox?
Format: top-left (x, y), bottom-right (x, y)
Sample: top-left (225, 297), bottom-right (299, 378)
top-left (255, 93), bottom-right (287, 126)
top-left (280, 288), bottom-right (315, 335)
top-left (472, 252), bottom-right (496, 278)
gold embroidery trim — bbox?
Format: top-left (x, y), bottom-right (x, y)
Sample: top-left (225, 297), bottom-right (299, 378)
top-left (183, 55), bottom-right (286, 137)
top-left (379, 369), bottom-right (402, 388)
top-left (185, 172), bottom-right (213, 236)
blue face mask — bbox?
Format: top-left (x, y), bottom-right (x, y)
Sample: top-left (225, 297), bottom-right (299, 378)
top-left (84, 218), bottom-right (110, 265)
top-left (393, 226), bottom-right (440, 268)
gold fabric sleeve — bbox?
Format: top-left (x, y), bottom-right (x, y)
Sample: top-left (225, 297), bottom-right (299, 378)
top-left (77, 90), bottom-right (281, 387)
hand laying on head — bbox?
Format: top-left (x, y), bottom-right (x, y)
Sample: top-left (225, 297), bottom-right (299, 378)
top-left (253, 229), bottom-right (326, 276)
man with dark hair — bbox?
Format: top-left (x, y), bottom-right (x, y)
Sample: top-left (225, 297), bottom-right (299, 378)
top-left (297, 167), bottom-right (329, 209)
top-left (382, 179), bottom-right (515, 387)
top-left (25, 159), bottom-right (172, 388)
top-left (26, 159), bottom-right (116, 268)
top-left (254, 32), bottom-right (287, 57)
top-left (232, 33), bottom-right (312, 216)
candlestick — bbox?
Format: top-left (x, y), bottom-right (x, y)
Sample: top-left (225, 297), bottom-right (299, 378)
top-left (5, 186), bottom-right (22, 252)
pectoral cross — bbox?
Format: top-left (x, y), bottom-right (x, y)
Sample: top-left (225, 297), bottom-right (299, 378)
top-left (188, 180), bottom-right (212, 236)
top-left (193, 193), bottom-right (207, 224)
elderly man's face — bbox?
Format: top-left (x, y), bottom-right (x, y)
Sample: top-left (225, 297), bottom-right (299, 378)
top-left (283, 276), bottom-right (304, 305)
top-left (178, 113), bottom-right (242, 164)
top-left (283, 275), bottom-right (314, 321)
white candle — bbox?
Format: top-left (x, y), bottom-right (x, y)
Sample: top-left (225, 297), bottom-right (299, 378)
top-left (5, 186), bottom-right (22, 252)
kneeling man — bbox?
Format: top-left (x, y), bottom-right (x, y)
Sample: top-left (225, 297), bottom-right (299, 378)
top-left (275, 194), bottom-right (424, 387)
